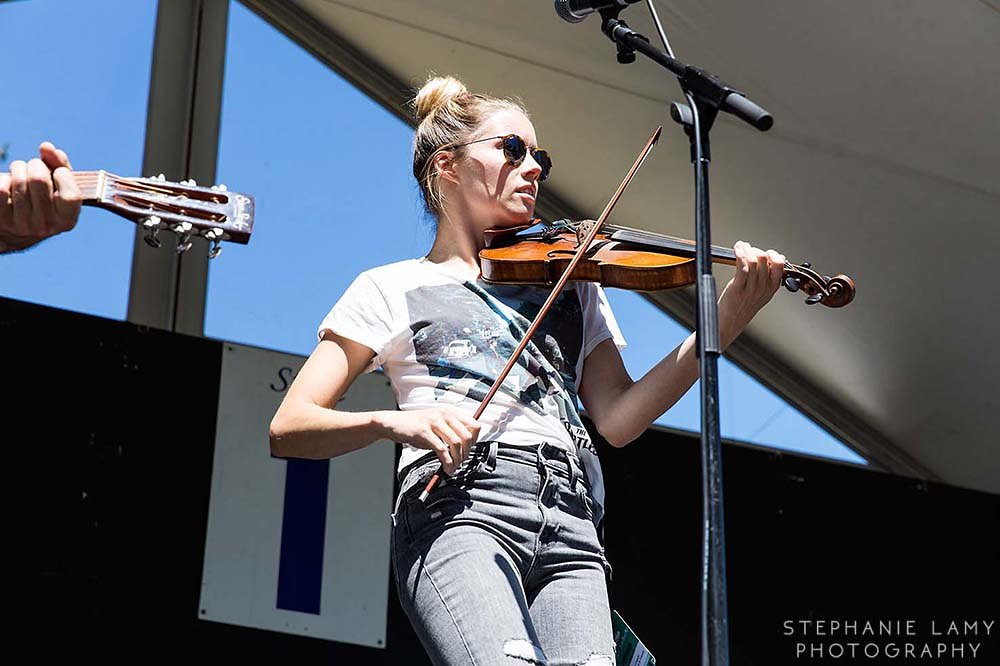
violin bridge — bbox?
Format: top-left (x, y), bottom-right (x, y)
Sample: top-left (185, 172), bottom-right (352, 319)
top-left (574, 219), bottom-right (595, 246)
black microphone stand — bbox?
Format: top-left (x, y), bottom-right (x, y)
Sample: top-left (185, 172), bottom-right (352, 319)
top-left (595, 5), bottom-right (773, 666)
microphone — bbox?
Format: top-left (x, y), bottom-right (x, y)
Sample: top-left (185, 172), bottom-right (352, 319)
top-left (554, 0), bottom-right (642, 23)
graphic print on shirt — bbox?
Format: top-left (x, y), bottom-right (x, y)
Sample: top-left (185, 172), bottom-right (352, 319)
top-left (403, 280), bottom-right (597, 456)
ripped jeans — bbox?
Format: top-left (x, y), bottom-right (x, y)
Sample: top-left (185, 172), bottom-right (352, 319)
top-left (391, 441), bottom-right (615, 666)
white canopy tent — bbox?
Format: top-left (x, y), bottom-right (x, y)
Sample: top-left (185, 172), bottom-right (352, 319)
top-left (240, 0), bottom-right (1000, 494)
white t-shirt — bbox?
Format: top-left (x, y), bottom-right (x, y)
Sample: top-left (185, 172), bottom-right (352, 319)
top-left (317, 257), bottom-right (626, 525)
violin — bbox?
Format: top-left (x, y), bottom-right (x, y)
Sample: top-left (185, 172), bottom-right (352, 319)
top-left (480, 219), bottom-right (855, 308)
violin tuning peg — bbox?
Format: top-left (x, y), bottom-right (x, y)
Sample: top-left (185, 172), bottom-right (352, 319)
top-left (783, 276), bottom-right (801, 293)
top-left (804, 294), bottom-right (823, 305)
top-left (801, 261), bottom-right (811, 269)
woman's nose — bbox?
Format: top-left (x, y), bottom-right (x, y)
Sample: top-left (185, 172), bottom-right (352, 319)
top-left (521, 152), bottom-right (542, 179)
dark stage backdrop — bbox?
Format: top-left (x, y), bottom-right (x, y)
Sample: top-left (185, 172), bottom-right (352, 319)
top-left (5, 296), bottom-right (997, 665)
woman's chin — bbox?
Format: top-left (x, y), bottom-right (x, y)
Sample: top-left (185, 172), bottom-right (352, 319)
top-left (484, 201), bottom-right (535, 228)
top-left (510, 203), bottom-right (536, 223)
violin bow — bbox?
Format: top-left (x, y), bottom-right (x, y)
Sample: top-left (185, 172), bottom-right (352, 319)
top-left (419, 126), bottom-right (663, 501)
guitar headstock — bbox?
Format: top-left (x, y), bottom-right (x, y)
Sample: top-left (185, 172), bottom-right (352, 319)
top-left (89, 171), bottom-right (254, 258)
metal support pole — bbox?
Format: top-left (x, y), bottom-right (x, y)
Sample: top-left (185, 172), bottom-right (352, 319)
top-left (127, 0), bottom-right (228, 335)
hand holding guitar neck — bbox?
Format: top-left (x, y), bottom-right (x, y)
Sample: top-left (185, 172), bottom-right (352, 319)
top-left (1, 141), bottom-right (255, 256)
top-left (0, 142), bottom-right (81, 253)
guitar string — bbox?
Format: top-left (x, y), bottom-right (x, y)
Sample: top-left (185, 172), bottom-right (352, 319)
top-left (74, 173), bottom-right (231, 226)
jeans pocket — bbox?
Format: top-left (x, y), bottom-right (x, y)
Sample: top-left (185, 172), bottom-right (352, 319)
top-left (404, 479), bottom-right (473, 545)
top-left (392, 459), bottom-right (440, 527)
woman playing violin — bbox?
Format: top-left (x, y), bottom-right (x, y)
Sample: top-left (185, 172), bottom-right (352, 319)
top-left (269, 75), bottom-right (785, 666)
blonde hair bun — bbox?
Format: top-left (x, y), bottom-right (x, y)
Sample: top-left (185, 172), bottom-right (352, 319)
top-left (413, 75), bottom-right (468, 123)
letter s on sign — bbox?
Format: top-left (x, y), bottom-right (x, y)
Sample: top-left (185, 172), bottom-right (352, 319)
top-left (271, 367), bottom-right (297, 393)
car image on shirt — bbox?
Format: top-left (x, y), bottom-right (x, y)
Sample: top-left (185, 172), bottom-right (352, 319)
top-left (439, 339), bottom-right (478, 361)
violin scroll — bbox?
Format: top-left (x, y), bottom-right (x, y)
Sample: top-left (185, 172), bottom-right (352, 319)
top-left (782, 261), bottom-right (855, 308)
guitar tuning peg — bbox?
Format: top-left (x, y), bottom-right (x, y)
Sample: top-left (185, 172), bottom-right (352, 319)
top-left (141, 216), bottom-right (163, 248)
top-left (208, 240), bottom-right (222, 259)
top-left (203, 228), bottom-right (223, 259)
top-left (171, 221), bottom-right (194, 254)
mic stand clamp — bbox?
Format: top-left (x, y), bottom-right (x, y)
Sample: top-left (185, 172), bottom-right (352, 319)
top-left (599, 12), bottom-right (773, 132)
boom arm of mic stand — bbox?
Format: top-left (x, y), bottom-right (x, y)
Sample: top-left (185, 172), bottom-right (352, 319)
top-left (600, 17), bottom-right (773, 132)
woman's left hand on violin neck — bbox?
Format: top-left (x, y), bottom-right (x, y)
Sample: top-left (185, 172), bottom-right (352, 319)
top-left (717, 240), bottom-right (786, 349)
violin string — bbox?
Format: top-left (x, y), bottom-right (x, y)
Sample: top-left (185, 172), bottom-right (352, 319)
top-left (581, 220), bottom-right (736, 260)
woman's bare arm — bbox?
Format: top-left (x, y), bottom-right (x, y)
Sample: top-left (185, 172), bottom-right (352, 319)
top-left (268, 332), bottom-right (392, 459)
top-left (578, 241), bottom-right (785, 448)
top-left (269, 331), bottom-right (483, 471)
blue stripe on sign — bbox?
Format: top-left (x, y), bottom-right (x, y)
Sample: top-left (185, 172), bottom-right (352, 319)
top-left (276, 458), bottom-right (329, 614)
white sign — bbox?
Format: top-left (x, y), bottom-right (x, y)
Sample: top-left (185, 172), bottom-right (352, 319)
top-left (199, 343), bottom-right (397, 647)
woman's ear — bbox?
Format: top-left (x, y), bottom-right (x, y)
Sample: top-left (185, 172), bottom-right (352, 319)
top-left (434, 150), bottom-right (460, 186)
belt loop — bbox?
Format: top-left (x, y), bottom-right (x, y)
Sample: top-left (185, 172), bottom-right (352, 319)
top-left (466, 440), bottom-right (498, 479)
top-left (485, 440), bottom-right (498, 472)
top-left (535, 441), bottom-right (548, 477)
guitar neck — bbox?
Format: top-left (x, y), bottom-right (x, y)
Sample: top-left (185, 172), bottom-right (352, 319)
top-left (73, 170), bottom-right (108, 204)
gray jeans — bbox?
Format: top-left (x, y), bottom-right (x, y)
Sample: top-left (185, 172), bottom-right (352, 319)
top-left (391, 441), bottom-right (615, 666)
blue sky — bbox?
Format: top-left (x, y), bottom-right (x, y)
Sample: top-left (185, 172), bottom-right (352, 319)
top-left (0, 0), bottom-right (864, 465)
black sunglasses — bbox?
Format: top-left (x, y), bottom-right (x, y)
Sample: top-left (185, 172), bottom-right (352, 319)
top-left (451, 133), bottom-right (552, 182)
